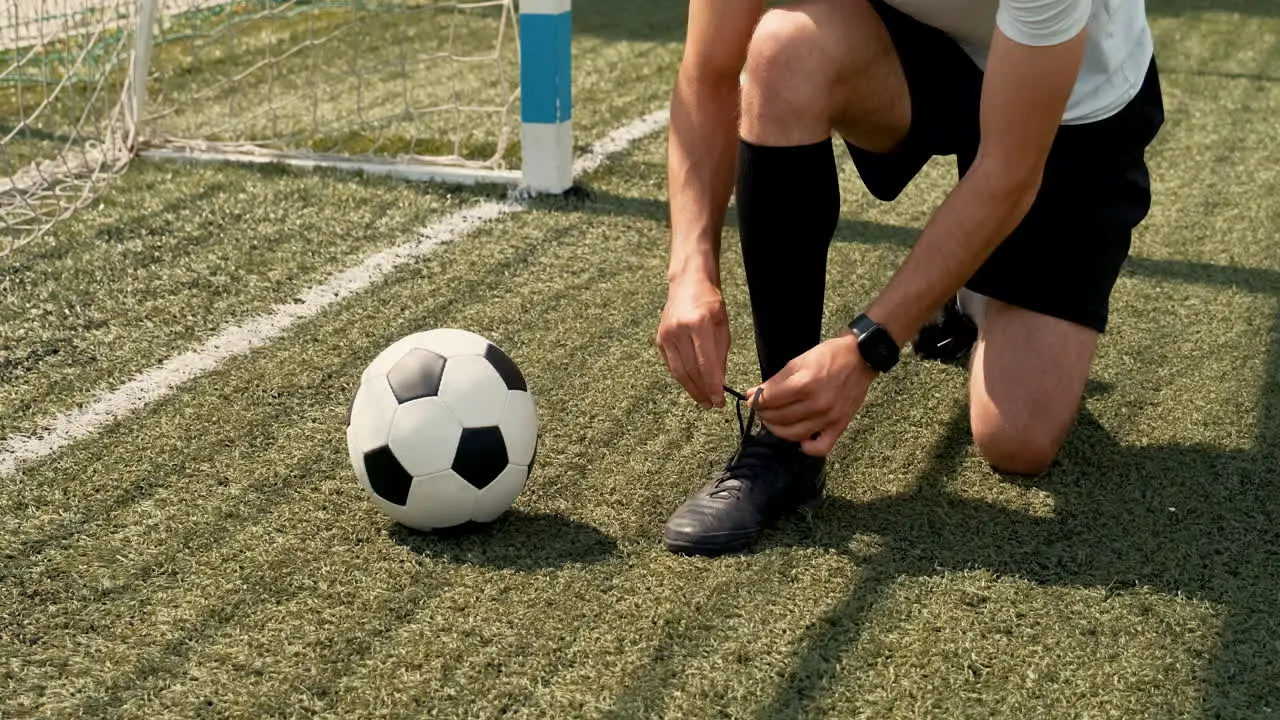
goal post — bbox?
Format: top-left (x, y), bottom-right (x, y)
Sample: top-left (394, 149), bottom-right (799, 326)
top-left (516, 0), bottom-right (571, 193)
top-left (126, 0), bottom-right (158, 147)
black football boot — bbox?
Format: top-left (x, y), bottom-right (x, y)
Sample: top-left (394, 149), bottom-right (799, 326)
top-left (663, 387), bottom-right (826, 556)
top-left (912, 294), bottom-right (979, 363)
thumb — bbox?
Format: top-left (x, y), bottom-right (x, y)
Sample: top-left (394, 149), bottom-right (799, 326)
top-left (748, 365), bottom-right (796, 408)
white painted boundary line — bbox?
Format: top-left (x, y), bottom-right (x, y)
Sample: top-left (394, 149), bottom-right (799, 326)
top-left (0, 108), bottom-right (671, 477)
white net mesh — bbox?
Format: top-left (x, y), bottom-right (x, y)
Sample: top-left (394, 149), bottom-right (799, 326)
top-left (141, 0), bottom-right (521, 168)
top-left (1, 0), bottom-right (137, 255)
top-left (1, 0), bottom-right (522, 255)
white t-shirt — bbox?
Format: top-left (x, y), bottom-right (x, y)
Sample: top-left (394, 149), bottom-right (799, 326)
top-left (883, 0), bottom-right (1154, 124)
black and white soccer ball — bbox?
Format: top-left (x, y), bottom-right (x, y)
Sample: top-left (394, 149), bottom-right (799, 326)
top-left (346, 329), bottom-right (538, 531)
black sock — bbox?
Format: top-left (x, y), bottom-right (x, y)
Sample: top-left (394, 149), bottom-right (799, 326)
top-left (735, 138), bottom-right (840, 382)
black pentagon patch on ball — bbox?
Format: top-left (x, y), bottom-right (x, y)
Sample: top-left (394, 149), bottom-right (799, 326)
top-left (452, 426), bottom-right (508, 489)
top-left (364, 446), bottom-right (414, 506)
top-left (483, 343), bottom-right (526, 392)
top-left (386, 348), bottom-right (447, 404)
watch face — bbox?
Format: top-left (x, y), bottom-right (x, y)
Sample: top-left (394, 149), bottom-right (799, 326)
top-left (866, 344), bottom-right (894, 368)
top-left (860, 326), bottom-right (899, 371)
top-left (849, 314), bottom-right (899, 372)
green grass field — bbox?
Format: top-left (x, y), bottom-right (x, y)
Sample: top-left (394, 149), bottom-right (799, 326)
top-left (2, 0), bottom-right (1279, 717)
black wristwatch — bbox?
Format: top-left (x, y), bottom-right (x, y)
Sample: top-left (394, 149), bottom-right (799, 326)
top-left (848, 313), bottom-right (900, 373)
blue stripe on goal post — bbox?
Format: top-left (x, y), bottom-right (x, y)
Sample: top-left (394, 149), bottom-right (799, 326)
top-left (518, 0), bottom-right (573, 193)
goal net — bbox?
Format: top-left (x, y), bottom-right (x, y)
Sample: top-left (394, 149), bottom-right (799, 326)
top-left (1, 0), bottom-right (137, 254)
top-left (1, 0), bottom-right (572, 255)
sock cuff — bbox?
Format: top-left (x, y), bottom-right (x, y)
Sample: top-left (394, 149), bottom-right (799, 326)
top-left (738, 136), bottom-right (834, 147)
top-left (736, 137), bottom-right (838, 206)
top-left (738, 137), bottom-right (835, 161)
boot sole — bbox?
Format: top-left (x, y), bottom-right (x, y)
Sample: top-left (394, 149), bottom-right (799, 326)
top-left (662, 491), bottom-right (825, 557)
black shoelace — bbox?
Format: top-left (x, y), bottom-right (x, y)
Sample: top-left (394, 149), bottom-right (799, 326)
top-left (712, 384), bottom-right (779, 499)
top-left (722, 384), bottom-right (760, 443)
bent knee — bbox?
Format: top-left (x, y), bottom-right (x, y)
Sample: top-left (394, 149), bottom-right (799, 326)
top-left (971, 412), bottom-right (1067, 477)
top-left (742, 10), bottom-right (835, 118)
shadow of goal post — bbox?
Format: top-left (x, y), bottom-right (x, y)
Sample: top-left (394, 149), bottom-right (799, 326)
top-left (129, 0), bottom-right (574, 196)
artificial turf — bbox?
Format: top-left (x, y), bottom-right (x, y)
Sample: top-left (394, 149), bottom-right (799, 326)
top-left (1, 0), bottom-right (1279, 717)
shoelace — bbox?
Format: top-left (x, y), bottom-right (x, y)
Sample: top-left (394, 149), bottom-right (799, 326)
top-left (711, 384), bottom-right (779, 498)
top-left (723, 384), bottom-right (760, 445)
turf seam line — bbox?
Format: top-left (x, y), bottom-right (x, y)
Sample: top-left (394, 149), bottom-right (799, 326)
top-left (0, 108), bottom-right (671, 478)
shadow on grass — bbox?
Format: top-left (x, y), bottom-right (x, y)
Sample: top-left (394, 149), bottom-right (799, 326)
top-left (532, 186), bottom-right (922, 250)
top-left (386, 510), bottom-right (619, 570)
top-left (555, 186), bottom-right (1279, 715)
top-left (758, 415), bottom-right (1280, 717)
top-left (750, 255), bottom-right (1280, 718)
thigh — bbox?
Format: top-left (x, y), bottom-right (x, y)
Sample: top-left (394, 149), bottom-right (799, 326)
top-left (968, 297), bottom-right (1098, 474)
top-left (841, 0), bottom-right (984, 201)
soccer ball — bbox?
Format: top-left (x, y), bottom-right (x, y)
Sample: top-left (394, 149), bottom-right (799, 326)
top-left (346, 328), bottom-right (538, 531)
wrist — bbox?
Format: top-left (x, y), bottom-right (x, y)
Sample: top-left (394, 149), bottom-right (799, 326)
top-left (667, 244), bottom-right (720, 286)
top-left (846, 313), bottom-right (901, 374)
top-left (836, 329), bottom-right (869, 366)
top-left (862, 301), bottom-right (918, 349)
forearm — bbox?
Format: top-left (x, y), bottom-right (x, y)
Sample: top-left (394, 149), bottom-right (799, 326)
top-left (666, 67), bottom-right (741, 286)
top-left (867, 159), bottom-right (1041, 345)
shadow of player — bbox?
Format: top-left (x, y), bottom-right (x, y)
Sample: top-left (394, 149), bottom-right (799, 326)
top-left (756, 371), bottom-right (1280, 717)
top-left (552, 188), bottom-right (1280, 714)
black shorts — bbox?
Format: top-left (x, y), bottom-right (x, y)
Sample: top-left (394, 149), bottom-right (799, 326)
top-left (846, 0), bottom-right (1166, 333)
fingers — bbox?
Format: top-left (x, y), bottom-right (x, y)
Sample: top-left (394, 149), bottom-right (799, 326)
top-left (762, 412), bottom-right (829, 445)
top-left (751, 369), bottom-right (854, 452)
top-left (657, 333), bottom-right (697, 405)
top-left (665, 333), bottom-right (711, 408)
top-left (769, 412), bottom-right (851, 457)
top-left (749, 367), bottom-right (809, 411)
top-left (657, 304), bottom-right (729, 409)
top-left (800, 426), bottom-right (839, 457)
top-left (804, 409), bottom-right (854, 456)
top-left (690, 328), bottom-right (726, 408)
top-left (712, 322), bottom-right (730, 405)
top-left (754, 396), bottom-right (824, 426)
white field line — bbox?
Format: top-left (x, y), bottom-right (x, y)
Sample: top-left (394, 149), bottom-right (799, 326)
top-left (0, 107), bottom-right (671, 477)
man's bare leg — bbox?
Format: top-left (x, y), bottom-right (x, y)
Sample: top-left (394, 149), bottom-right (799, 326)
top-left (664, 0), bottom-right (915, 555)
top-left (968, 296), bottom-right (1098, 475)
top-left (735, 0), bottom-right (912, 383)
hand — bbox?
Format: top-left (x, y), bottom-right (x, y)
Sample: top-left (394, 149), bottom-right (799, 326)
top-left (656, 274), bottom-right (730, 409)
top-left (747, 331), bottom-right (875, 456)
